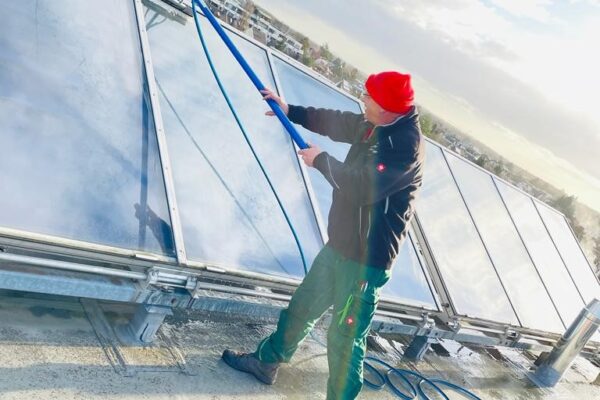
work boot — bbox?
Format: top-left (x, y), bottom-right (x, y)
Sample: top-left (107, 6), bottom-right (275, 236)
top-left (222, 349), bottom-right (280, 385)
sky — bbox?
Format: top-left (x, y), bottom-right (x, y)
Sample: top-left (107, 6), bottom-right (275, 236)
top-left (252, 0), bottom-right (600, 213)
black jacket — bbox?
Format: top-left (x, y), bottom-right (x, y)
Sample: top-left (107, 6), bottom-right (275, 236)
top-left (288, 105), bottom-right (425, 269)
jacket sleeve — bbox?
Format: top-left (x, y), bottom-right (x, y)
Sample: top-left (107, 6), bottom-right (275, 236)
top-left (287, 105), bottom-right (365, 144)
top-left (312, 134), bottom-right (423, 206)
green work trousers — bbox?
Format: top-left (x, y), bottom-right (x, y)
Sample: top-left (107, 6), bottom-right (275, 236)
top-left (255, 245), bottom-right (391, 400)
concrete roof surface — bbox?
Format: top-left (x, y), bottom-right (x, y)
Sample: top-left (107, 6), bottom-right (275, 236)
top-left (0, 290), bottom-right (599, 400)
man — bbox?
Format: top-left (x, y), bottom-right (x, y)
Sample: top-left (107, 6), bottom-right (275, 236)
top-left (222, 71), bottom-right (425, 399)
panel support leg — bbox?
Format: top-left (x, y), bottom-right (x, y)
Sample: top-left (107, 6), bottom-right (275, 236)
top-left (115, 304), bottom-right (173, 345)
top-left (404, 335), bottom-right (435, 361)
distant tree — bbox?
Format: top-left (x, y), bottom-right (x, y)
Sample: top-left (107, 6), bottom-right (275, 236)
top-left (493, 162), bottom-right (504, 176)
top-left (273, 37), bottom-right (286, 52)
top-left (300, 37), bottom-right (314, 67)
top-left (475, 155), bottom-right (488, 168)
top-left (238, 1), bottom-right (256, 30)
top-left (419, 113), bottom-right (441, 142)
top-left (419, 114), bottom-right (433, 136)
top-left (332, 58), bottom-right (344, 79)
top-left (320, 43), bottom-right (333, 61)
top-left (593, 235), bottom-right (600, 272)
top-left (301, 36), bottom-right (310, 52)
top-left (301, 53), bottom-right (314, 67)
top-left (551, 195), bottom-right (586, 241)
top-left (572, 224), bottom-right (586, 241)
top-left (552, 194), bottom-right (577, 220)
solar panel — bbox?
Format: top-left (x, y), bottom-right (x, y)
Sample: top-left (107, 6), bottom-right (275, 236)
top-left (271, 56), bottom-right (355, 219)
top-left (0, 0), bottom-right (175, 256)
top-left (535, 202), bottom-right (600, 304)
top-left (272, 57), bottom-right (439, 310)
top-left (444, 152), bottom-right (564, 332)
top-left (380, 233), bottom-right (439, 310)
top-left (417, 143), bottom-right (518, 324)
top-left (145, 8), bottom-right (323, 277)
top-left (495, 179), bottom-right (585, 326)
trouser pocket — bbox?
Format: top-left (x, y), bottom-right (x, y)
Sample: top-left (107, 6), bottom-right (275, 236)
top-left (336, 266), bottom-right (389, 339)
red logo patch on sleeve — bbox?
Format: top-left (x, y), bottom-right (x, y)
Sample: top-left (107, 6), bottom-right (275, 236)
top-left (376, 163), bottom-right (386, 173)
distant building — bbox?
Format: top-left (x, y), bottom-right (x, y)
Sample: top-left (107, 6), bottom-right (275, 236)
top-left (206, 0), bottom-right (302, 57)
top-left (314, 57), bottom-right (332, 75)
top-left (335, 79), bottom-right (352, 92)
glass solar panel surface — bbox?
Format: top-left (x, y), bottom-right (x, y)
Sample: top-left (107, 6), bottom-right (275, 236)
top-left (0, 0), bottom-right (174, 255)
top-left (417, 144), bottom-right (518, 324)
top-left (495, 179), bottom-right (585, 327)
top-left (272, 56), bottom-right (355, 218)
top-left (535, 202), bottom-right (600, 304)
top-left (145, 8), bottom-right (322, 277)
top-left (380, 233), bottom-right (439, 310)
top-left (444, 152), bottom-right (564, 332)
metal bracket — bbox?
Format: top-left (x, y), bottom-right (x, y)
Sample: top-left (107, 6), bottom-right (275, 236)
top-left (185, 275), bottom-right (198, 291)
top-left (139, 268), bottom-right (161, 290)
top-left (115, 304), bottom-right (173, 345)
top-left (498, 327), bottom-right (521, 346)
top-left (447, 318), bottom-right (462, 332)
top-left (419, 312), bottom-right (435, 328)
top-left (414, 312), bottom-right (436, 336)
top-left (160, 0), bottom-right (193, 17)
top-left (189, 277), bottom-right (203, 299)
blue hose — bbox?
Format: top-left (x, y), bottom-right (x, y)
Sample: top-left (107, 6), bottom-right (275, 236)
top-left (362, 355), bottom-right (482, 399)
top-left (190, 1), bottom-right (481, 398)
top-left (193, 0), bottom-right (309, 150)
top-left (190, 0), bottom-right (307, 275)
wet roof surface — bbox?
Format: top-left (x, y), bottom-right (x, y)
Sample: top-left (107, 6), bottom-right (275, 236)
top-left (0, 290), bottom-right (598, 400)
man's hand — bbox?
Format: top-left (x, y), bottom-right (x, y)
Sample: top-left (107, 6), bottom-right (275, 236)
top-left (261, 88), bottom-right (289, 116)
top-left (298, 145), bottom-right (322, 168)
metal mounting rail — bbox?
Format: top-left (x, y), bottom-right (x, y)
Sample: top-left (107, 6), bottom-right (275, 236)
top-left (0, 252), bottom-right (147, 280)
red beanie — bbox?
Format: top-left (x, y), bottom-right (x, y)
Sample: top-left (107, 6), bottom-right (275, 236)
top-left (365, 71), bottom-right (414, 114)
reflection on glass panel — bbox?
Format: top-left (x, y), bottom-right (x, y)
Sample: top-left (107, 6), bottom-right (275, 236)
top-left (273, 57), bottom-right (439, 309)
top-left (535, 202), bottom-right (600, 304)
top-left (495, 179), bottom-right (585, 326)
top-left (445, 153), bottom-right (564, 332)
top-left (381, 234), bottom-right (438, 310)
top-left (0, 0), bottom-right (174, 255)
top-left (272, 57), bottom-right (358, 217)
top-left (418, 144), bottom-right (518, 324)
top-left (144, 5), bottom-right (322, 277)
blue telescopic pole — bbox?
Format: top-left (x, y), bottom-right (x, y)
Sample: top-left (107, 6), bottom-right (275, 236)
top-left (193, 0), bottom-right (309, 149)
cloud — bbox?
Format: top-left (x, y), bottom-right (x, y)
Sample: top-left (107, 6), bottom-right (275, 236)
top-left (569, 0), bottom-right (600, 6)
top-left (488, 0), bottom-right (553, 22)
